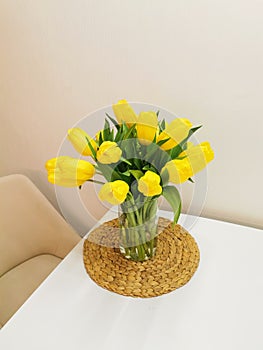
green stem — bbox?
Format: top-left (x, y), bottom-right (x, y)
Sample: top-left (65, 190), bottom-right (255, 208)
top-left (87, 179), bottom-right (105, 185)
top-left (119, 198), bottom-right (158, 261)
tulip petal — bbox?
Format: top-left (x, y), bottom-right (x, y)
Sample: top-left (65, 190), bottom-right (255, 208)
top-left (112, 100), bottom-right (137, 127)
top-left (97, 141), bottom-right (122, 164)
top-left (68, 128), bottom-right (97, 156)
top-left (138, 171), bottom-right (162, 197)
top-left (162, 141), bottom-right (214, 183)
top-left (45, 156), bottom-right (95, 187)
top-left (183, 141), bottom-right (214, 174)
top-left (137, 111), bottom-right (158, 145)
top-left (99, 180), bottom-right (129, 205)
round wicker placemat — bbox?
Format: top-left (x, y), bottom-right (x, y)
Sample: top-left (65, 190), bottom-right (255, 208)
top-left (83, 217), bottom-right (200, 298)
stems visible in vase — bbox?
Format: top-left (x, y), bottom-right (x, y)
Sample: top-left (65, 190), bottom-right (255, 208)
top-left (119, 198), bottom-right (158, 262)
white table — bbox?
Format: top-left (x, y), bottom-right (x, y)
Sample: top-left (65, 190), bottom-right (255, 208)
top-left (1, 210), bottom-right (263, 350)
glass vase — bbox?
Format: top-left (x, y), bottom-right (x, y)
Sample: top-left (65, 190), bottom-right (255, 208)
top-left (119, 198), bottom-right (158, 262)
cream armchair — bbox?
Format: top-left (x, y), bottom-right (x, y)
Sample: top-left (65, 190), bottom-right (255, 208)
top-left (0, 174), bottom-right (81, 327)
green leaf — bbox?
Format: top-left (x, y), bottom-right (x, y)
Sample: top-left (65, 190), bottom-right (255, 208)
top-left (162, 186), bottom-right (181, 223)
top-left (180, 125), bottom-right (202, 148)
top-left (102, 119), bottom-right (112, 141)
top-left (176, 155), bottom-right (187, 160)
top-left (160, 168), bottom-right (169, 186)
top-left (110, 129), bottom-right (115, 140)
top-left (189, 125), bottom-right (202, 135)
top-left (156, 110), bottom-right (160, 117)
top-left (160, 119), bottom-right (166, 131)
top-left (96, 164), bottom-right (113, 181)
top-left (133, 158), bottom-right (142, 169)
top-left (98, 131), bottom-right (103, 145)
top-left (106, 113), bottom-right (120, 130)
top-left (121, 121), bottom-right (129, 134)
top-left (146, 145), bottom-right (170, 171)
top-left (121, 170), bottom-right (131, 177)
top-left (114, 127), bottom-right (123, 142)
top-left (169, 144), bottom-right (183, 159)
top-left (168, 125), bottom-right (202, 160)
top-left (145, 142), bottom-right (159, 160)
top-left (123, 123), bottom-right (136, 140)
top-left (120, 139), bottom-right (135, 159)
top-left (97, 164), bottom-right (124, 182)
top-left (85, 137), bottom-right (97, 160)
top-left (104, 118), bottom-right (110, 131)
top-left (114, 122), bottom-right (131, 142)
top-left (181, 142), bottom-right (188, 151)
top-left (149, 151), bottom-right (168, 172)
top-left (130, 170), bottom-right (144, 179)
top-left (142, 164), bottom-right (151, 171)
top-left (157, 137), bottom-right (170, 147)
top-left (120, 157), bottom-right (132, 166)
top-left (111, 171), bottom-right (127, 182)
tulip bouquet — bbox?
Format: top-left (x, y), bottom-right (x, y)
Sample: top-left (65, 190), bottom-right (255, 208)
top-left (46, 100), bottom-right (214, 262)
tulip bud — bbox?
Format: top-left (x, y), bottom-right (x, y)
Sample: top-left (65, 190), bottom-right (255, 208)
top-left (162, 159), bottom-right (193, 184)
top-left (99, 180), bottom-right (129, 205)
top-left (45, 156), bottom-right (95, 187)
top-left (138, 171), bottom-right (162, 197)
top-left (97, 141), bottom-right (122, 164)
top-left (182, 142), bottom-right (214, 174)
top-left (136, 111), bottom-right (158, 145)
top-left (68, 128), bottom-right (97, 156)
top-left (162, 141), bottom-right (214, 183)
top-left (112, 100), bottom-right (137, 127)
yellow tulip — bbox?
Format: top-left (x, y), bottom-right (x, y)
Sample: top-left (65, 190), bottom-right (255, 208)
top-left (112, 99), bottom-right (137, 127)
top-left (97, 141), bottom-right (122, 164)
top-left (157, 118), bottom-right (192, 150)
top-left (99, 180), bottom-right (129, 205)
top-left (181, 141), bottom-right (214, 174)
top-left (136, 111), bottom-right (158, 145)
top-left (138, 171), bottom-right (162, 197)
top-left (162, 158), bottom-right (193, 184)
top-left (45, 156), bottom-right (95, 187)
top-left (162, 141), bottom-right (214, 183)
top-left (68, 128), bottom-right (97, 156)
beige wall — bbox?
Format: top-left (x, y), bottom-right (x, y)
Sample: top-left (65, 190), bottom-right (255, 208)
top-left (1, 0), bottom-right (262, 231)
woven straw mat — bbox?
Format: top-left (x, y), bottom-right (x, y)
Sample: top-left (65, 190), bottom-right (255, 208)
top-left (83, 217), bottom-right (200, 298)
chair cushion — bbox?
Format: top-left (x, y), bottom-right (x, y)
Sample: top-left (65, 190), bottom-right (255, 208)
top-left (0, 254), bottom-right (61, 326)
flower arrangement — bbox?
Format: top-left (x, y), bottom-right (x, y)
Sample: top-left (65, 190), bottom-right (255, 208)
top-left (46, 100), bottom-right (214, 261)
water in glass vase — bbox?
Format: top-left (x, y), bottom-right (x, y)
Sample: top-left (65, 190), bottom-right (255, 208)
top-left (119, 198), bottom-right (158, 262)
